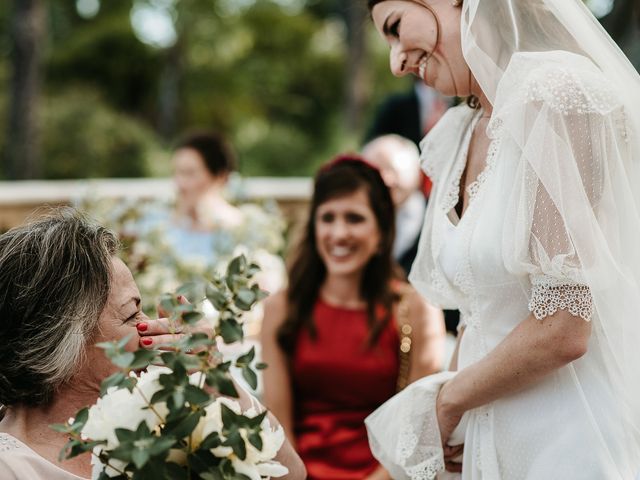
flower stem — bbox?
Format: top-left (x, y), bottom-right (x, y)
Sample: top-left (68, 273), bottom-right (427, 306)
top-left (134, 384), bottom-right (165, 424)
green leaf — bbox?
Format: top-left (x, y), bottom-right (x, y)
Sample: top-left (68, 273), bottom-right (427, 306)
top-left (184, 384), bottom-right (211, 406)
top-left (189, 450), bottom-right (222, 475)
top-left (227, 255), bottom-right (247, 277)
top-left (199, 431), bottom-right (222, 450)
top-left (129, 349), bottom-right (158, 370)
top-left (247, 431), bottom-right (263, 451)
top-left (219, 318), bottom-right (243, 344)
top-left (131, 448), bottom-right (150, 469)
top-left (164, 410), bottom-right (203, 439)
top-left (116, 334), bottom-right (134, 351)
top-left (182, 311), bottom-right (203, 325)
top-left (220, 403), bottom-right (240, 429)
top-left (165, 462), bottom-right (189, 480)
top-left (246, 411), bottom-right (268, 429)
top-left (222, 430), bottom-right (246, 460)
top-left (234, 288), bottom-right (256, 311)
top-left (160, 295), bottom-right (177, 314)
top-left (148, 436), bottom-right (177, 456)
top-left (253, 284), bottom-right (269, 302)
top-left (205, 370), bottom-right (238, 398)
top-left (241, 367), bottom-right (258, 391)
top-left (247, 263), bottom-right (261, 277)
top-left (50, 423), bottom-right (72, 434)
top-left (111, 351), bottom-right (136, 369)
top-left (114, 427), bottom-right (137, 444)
top-left (235, 347), bottom-right (255, 367)
top-left (160, 351), bottom-right (178, 369)
top-left (176, 281), bottom-right (204, 303)
top-left (100, 372), bottom-right (126, 395)
top-left (182, 333), bottom-right (215, 351)
top-left (255, 362), bottom-right (268, 370)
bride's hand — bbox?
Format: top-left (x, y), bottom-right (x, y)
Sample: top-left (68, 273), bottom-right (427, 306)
top-left (436, 380), bottom-right (464, 472)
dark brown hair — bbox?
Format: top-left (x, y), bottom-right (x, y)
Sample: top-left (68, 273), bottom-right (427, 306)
top-left (367, 0), bottom-right (478, 108)
top-left (277, 155), bottom-right (399, 355)
top-left (175, 131), bottom-right (237, 177)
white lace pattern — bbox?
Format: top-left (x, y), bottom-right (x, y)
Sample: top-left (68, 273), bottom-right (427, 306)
top-left (528, 275), bottom-right (593, 321)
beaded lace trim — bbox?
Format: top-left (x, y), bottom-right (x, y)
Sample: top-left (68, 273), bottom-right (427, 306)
top-left (466, 118), bottom-right (503, 201)
top-left (528, 276), bottom-right (593, 321)
top-left (442, 115), bottom-right (503, 215)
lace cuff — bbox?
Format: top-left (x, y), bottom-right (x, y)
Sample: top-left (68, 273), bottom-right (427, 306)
top-left (365, 371), bottom-right (459, 480)
top-left (528, 275), bottom-right (593, 321)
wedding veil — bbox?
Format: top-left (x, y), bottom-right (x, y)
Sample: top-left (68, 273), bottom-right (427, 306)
top-left (461, 0), bottom-right (640, 469)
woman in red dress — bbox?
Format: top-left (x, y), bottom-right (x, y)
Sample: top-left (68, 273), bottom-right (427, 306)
top-left (261, 155), bottom-right (445, 479)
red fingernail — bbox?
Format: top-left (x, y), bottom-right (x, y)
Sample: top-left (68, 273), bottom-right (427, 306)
top-left (136, 322), bottom-right (148, 332)
top-left (141, 338), bottom-right (153, 346)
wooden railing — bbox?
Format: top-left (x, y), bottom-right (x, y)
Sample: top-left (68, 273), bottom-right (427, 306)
top-left (0, 177), bottom-right (312, 231)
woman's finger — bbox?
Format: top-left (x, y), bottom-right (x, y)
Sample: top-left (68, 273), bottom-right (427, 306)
top-left (156, 295), bottom-right (190, 319)
top-left (139, 333), bottom-right (185, 350)
top-left (137, 318), bottom-right (183, 336)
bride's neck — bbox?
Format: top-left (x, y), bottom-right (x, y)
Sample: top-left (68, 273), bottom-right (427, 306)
top-left (469, 75), bottom-right (493, 116)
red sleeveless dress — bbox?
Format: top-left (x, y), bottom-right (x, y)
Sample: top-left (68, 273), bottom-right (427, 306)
top-left (291, 298), bottom-right (400, 479)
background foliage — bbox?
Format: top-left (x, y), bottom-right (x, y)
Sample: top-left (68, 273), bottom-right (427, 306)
top-left (0, 0), bottom-right (410, 179)
top-left (0, 0), bottom-right (636, 179)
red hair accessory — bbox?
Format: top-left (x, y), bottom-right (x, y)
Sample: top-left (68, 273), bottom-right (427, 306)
top-left (319, 153), bottom-right (381, 174)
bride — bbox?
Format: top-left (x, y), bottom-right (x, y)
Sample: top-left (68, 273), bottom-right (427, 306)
top-left (366, 0), bottom-right (640, 478)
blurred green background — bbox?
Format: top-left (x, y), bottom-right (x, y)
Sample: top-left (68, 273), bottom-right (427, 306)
top-left (1, 0), bottom-right (637, 180)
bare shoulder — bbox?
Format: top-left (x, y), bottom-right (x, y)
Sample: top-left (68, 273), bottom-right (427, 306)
top-left (261, 289), bottom-right (289, 332)
top-left (397, 282), bottom-right (426, 311)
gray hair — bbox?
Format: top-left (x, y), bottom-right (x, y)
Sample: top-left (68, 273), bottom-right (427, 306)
top-left (0, 208), bottom-right (119, 406)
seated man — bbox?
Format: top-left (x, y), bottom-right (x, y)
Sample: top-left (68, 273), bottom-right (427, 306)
top-left (363, 135), bottom-right (460, 337)
top-left (362, 134), bottom-right (426, 276)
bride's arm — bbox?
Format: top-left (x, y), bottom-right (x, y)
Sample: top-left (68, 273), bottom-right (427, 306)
top-left (437, 310), bottom-right (591, 443)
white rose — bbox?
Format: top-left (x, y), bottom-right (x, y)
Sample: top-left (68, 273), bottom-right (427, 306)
top-left (82, 368), bottom-right (168, 449)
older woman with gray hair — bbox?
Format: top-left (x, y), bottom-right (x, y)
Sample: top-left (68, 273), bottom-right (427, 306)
top-left (0, 208), bottom-right (305, 479)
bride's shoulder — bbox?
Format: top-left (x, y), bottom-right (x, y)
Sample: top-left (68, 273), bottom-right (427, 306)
top-left (420, 104), bottom-right (475, 183)
top-left (496, 51), bottom-right (622, 115)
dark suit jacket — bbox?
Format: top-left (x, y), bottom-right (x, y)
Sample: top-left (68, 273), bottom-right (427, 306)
top-left (365, 89), bottom-right (422, 147)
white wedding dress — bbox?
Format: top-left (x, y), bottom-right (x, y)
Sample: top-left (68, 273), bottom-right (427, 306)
top-left (368, 50), bottom-right (640, 480)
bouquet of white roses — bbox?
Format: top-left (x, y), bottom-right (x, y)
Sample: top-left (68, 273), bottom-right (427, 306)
top-left (53, 256), bottom-right (288, 480)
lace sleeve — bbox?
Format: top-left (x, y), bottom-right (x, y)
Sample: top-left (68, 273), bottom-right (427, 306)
top-left (528, 275), bottom-right (593, 322)
top-left (496, 55), bottom-right (627, 323)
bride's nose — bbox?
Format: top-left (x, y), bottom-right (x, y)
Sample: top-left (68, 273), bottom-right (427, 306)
top-left (390, 49), bottom-right (409, 77)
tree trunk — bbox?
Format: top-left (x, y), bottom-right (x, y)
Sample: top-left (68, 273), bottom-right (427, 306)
top-left (342, 0), bottom-right (369, 135)
top-left (157, 40), bottom-right (183, 140)
top-left (6, 0), bottom-right (45, 179)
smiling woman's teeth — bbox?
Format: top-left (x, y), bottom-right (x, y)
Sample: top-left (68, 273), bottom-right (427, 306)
top-left (418, 56), bottom-right (427, 80)
top-left (330, 246), bottom-right (352, 257)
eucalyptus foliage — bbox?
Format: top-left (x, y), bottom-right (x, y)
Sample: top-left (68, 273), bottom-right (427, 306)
top-left (51, 255), bottom-right (284, 480)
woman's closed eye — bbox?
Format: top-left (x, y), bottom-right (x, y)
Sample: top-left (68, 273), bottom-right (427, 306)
top-left (125, 310), bottom-right (141, 324)
top-left (384, 16), bottom-right (401, 38)
top-left (389, 19), bottom-right (400, 38)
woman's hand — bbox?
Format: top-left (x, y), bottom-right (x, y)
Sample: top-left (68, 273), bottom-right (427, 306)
top-left (436, 380), bottom-right (464, 473)
top-left (136, 296), bottom-right (212, 352)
